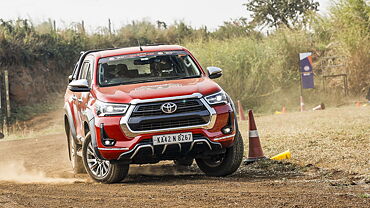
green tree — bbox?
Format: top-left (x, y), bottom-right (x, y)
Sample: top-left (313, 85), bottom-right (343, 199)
top-left (212, 18), bottom-right (261, 39)
top-left (244, 0), bottom-right (319, 28)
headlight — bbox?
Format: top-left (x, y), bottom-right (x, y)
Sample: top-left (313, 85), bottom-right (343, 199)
top-left (95, 100), bottom-right (129, 116)
top-left (205, 91), bottom-right (229, 105)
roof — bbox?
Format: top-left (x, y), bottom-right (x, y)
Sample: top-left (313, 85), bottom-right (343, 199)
top-left (90, 45), bottom-right (186, 58)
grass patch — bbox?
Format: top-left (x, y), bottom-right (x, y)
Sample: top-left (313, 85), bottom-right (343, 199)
top-left (10, 93), bottom-right (63, 123)
top-left (358, 193), bottom-right (370, 199)
top-left (2, 95), bottom-right (64, 140)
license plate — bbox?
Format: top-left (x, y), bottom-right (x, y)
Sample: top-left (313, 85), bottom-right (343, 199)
top-left (153, 132), bottom-right (193, 145)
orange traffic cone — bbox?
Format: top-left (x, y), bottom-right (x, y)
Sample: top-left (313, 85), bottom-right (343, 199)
top-left (237, 100), bottom-right (246, 121)
top-left (282, 105), bottom-right (287, 113)
top-left (244, 110), bottom-right (266, 164)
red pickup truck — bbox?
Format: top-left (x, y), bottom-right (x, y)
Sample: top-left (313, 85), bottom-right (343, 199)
top-left (64, 45), bottom-right (244, 183)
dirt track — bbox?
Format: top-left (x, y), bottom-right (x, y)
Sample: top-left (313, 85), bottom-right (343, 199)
top-left (0, 111), bottom-right (369, 207)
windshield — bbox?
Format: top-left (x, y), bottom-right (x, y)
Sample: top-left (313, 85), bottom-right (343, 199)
top-left (98, 51), bottom-right (202, 87)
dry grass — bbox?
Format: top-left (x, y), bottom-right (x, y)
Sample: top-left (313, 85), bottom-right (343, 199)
top-left (3, 109), bottom-right (64, 141)
top-left (239, 105), bottom-right (370, 177)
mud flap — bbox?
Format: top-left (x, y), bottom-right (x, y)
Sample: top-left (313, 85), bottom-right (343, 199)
top-left (64, 103), bottom-right (78, 161)
top-left (64, 103), bottom-right (77, 142)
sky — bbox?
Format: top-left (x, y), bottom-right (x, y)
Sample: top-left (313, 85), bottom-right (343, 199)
top-left (0, 0), bottom-right (333, 31)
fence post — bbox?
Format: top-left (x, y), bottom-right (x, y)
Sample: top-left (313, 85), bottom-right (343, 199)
top-left (3, 70), bottom-right (10, 134)
top-left (0, 70), bottom-right (3, 138)
top-left (4, 70), bottom-right (10, 118)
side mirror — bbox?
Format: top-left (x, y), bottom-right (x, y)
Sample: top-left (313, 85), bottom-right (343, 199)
top-left (207, 67), bottom-right (223, 79)
top-left (68, 79), bottom-right (90, 92)
top-left (68, 75), bottom-right (73, 83)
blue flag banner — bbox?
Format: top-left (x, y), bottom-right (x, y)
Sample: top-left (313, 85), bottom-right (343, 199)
top-left (299, 52), bottom-right (314, 89)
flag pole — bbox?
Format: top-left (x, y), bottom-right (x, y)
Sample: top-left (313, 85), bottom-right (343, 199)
top-left (299, 54), bottom-right (304, 112)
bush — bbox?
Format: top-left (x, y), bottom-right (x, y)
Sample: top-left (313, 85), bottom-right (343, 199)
top-left (185, 29), bottom-right (314, 111)
top-left (0, 0), bottom-right (369, 120)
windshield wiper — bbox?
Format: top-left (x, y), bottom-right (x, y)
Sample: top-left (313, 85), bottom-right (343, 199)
top-left (101, 79), bottom-right (168, 87)
top-left (161, 75), bottom-right (201, 80)
top-left (102, 80), bottom-right (148, 87)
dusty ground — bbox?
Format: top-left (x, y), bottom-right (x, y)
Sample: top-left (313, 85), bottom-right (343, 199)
top-left (241, 105), bottom-right (370, 176)
top-left (0, 106), bottom-right (369, 207)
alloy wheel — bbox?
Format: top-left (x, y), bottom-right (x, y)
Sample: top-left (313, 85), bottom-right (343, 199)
top-left (86, 142), bottom-right (111, 178)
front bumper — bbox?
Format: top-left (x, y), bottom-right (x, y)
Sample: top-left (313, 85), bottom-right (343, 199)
top-left (117, 134), bottom-right (227, 164)
top-left (94, 94), bottom-right (236, 161)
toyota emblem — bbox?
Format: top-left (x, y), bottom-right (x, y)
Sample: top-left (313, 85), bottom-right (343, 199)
top-left (161, 102), bottom-right (177, 114)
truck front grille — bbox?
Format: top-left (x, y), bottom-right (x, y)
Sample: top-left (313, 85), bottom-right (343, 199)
top-left (131, 99), bottom-right (206, 117)
top-left (127, 99), bottom-right (210, 131)
top-left (134, 117), bottom-right (206, 131)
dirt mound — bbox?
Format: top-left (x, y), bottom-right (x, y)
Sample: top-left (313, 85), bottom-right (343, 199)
top-left (235, 159), bottom-right (303, 178)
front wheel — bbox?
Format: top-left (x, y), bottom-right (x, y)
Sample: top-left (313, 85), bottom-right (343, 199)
top-left (196, 131), bottom-right (244, 176)
top-left (82, 133), bottom-right (129, 183)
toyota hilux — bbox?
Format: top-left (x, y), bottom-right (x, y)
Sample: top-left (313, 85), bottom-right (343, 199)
top-left (64, 45), bottom-right (244, 183)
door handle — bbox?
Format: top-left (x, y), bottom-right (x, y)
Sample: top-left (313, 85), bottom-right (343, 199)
top-left (72, 95), bottom-right (77, 100)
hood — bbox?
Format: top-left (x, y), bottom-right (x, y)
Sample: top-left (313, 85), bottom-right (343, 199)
top-left (93, 77), bottom-right (221, 103)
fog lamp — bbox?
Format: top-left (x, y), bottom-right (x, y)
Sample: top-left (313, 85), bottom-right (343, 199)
top-left (221, 127), bottom-right (232, 134)
top-left (103, 139), bottom-right (116, 146)
top-left (100, 123), bottom-right (116, 146)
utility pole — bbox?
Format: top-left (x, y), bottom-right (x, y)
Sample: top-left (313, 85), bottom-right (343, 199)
top-left (81, 20), bottom-right (85, 34)
top-left (108, 18), bottom-right (112, 35)
top-left (53, 20), bottom-right (56, 32)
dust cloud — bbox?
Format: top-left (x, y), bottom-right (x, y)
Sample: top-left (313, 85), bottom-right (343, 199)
top-left (129, 164), bottom-right (200, 176)
top-left (0, 161), bottom-right (81, 184)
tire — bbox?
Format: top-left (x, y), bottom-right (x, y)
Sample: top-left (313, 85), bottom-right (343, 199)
top-left (196, 131), bottom-right (244, 177)
top-left (68, 129), bottom-right (85, 174)
top-left (82, 132), bottom-right (129, 183)
top-left (174, 158), bottom-right (194, 167)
